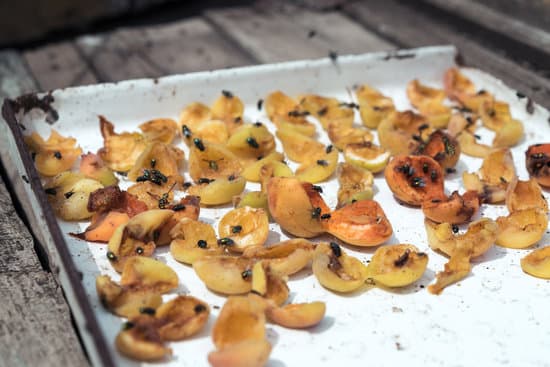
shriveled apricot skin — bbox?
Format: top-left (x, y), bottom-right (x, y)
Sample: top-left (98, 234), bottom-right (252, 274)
top-left (324, 200), bottom-right (393, 247)
top-left (421, 190), bottom-right (480, 224)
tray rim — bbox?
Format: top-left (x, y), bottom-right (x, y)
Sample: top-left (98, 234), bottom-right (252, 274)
top-left (0, 45), bottom-right (461, 367)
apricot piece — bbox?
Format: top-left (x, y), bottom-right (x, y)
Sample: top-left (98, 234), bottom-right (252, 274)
top-left (187, 176), bottom-right (246, 206)
top-left (422, 190), bottom-right (480, 224)
top-left (115, 315), bottom-right (171, 362)
top-left (356, 84), bottom-right (395, 129)
top-left (227, 123), bottom-right (276, 162)
top-left (505, 177), bottom-right (548, 212)
top-left (156, 295), bottom-right (210, 341)
top-left (241, 152), bottom-right (285, 182)
top-left (120, 256), bottom-right (178, 294)
top-left (327, 124), bottom-right (374, 151)
top-left (336, 162), bottom-right (375, 208)
top-left (367, 244), bottom-right (428, 287)
top-left (266, 302), bottom-right (326, 329)
top-left (79, 152), bottom-right (118, 186)
top-left (312, 242), bottom-right (369, 293)
top-left (139, 118), bottom-right (178, 144)
top-left (378, 110), bottom-right (431, 155)
top-left (521, 246), bottom-right (550, 279)
top-left (127, 143), bottom-right (184, 182)
top-left (525, 143), bottom-right (550, 187)
top-left (178, 102), bottom-right (212, 131)
top-left (96, 275), bottom-right (162, 318)
top-left (295, 145), bottom-right (339, 183)
top-left (425, 217), bottom-right (498, 258)
top-left (251, 262), bottom-right (289, 306)
top-left (267, 177), bottom-right (329, 238)
top-left (97, 116), bottom-right (147, 172)
top-left (413, 130), bottom-right (460, 170)
top-left (188, 139), bottom-right (242, 182)
top-left (193, 256), bottom-right (254, 295)
top-left (325, 200), bottom-right (392, 246)
top-left (385, 155), bottom-right (444, 206)
top-left (218, 207), bottom-right (269, 252)
top-left (343, 142), bottom-right (390, 174)
top-left (212, 295), bottom-right (267, 349)
top-left (456, 131), bottom-right (492, 158)
top-left (495, 208), bottom-right (548, 249)
top-left (407, 79), bottom-right (451, 128)
top-left (25, 130), bottom-right (83, 176)
top-left (298, 94), bottom-right (354, 130)
top-left (276, 125), bottom-right (325, 163)
top-left (208, 340), bottom-right (272, 367)
top-left (242, 238), bottom-right (315, 276)
top-left (170, 219), bottom-right (222, 264)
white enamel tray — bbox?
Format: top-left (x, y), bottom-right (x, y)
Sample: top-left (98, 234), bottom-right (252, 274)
top-left (2, 45), bottom-right (550, 367)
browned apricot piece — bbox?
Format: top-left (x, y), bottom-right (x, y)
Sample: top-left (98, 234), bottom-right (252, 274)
top-left (218, 207), bottom-right (269, 252)
top-left (265, 91), bottom-right (309, 128)
top-left (385, 155), bottom-right (444, 206)
top-left (156, 295), bottom-right (210, 341)
top-left (422, 190), bottom-right (480, 224)
top-left (526, 143), bottom-right (550, 187)
top-left (116, 315), bottom-right (171, 362)
top-left (298, 94), bottom-right (354, 130)
top-left (156, 195), bottom-right (201, 246)
top-left (188, 140), bottom-right (242, 182)
top-left (324, 200), bottom-right (393, 247)
top-left (378, 110), bottom-right (432, 155)
top-left (428, 239), bottom-right (473, 295)
top-left (107, 210), bottom-right (172, 272)
top-left (267, 177), bottom-right (329, 238)
top-left (139, 118), bottom-right (178, 144)
top-left (407, 79), bottom-right (451, 128)
top-left (96, 275), bottom-right (162, 318)
top-left (127, 175), bottom-right (183, 210)
top-left (97, 116), bottom-right (147, 172)
top-left (127, 143), bottom-right (184, 182)
top-left (327, 123), bottom-right (373, 151)
top-left (505, 177), bottom-right (548, 212)
top-left (456, 130), bottom-right (492, 158)
top-left (120, 256), bottom-right (178, 294)
top-left (495, 208), bottom-right (548, 249)
top-left (413, 130), bottom-right (460, 170)
top-left (443, 68), bottom-right (494, 112)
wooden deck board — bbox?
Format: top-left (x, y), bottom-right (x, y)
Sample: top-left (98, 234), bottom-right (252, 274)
top-left (344, 0), bottom-right (550, 108)
top-left (205, 5), bottom-right (394, 63)
top-left (0, 272), bottom-right (88, 367)
top-left (0, 50), bottom-right (37, 99)
top-left (23, 41), bottom-right (99, 91)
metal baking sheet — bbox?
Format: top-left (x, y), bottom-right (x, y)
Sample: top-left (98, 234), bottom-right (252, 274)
top-left (2, 45), bottom-right (550, 367)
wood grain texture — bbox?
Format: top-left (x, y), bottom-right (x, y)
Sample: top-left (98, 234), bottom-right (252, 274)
top-left (76, 31), bottom-right (164, 82)
top-left (205, 5), bottom-right (393, 63)
top-left (139, 17), bottom-right (252, 74)
top-left (344, 0), bottom-right (550, 108)
top-left (0, 50), bottom-right (37, 98)
top-left (23, 41), bottom-right (99, 91)
top-left (0, 175), bottom-right (41, 273)
top-left (0, 272), bottom-right (88, 367)
top-left (422, 0), bottom-right (550, 56)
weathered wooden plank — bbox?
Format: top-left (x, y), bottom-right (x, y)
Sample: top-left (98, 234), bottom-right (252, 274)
top-left (472, 0), bottom-right (550, 34)
top-left (76, 29), bottom-right (165, 82)
top-left (23, 41), bottom-right (99, 91)
top-left (205, 5), bottom-right (393, 63)
top-left (422, 0), bottom-right (550, 56)
top-left (0, 174), bottom-right (41, 273)
top-left (139, 17), bottom-right (252, 74)
top-left (0, 272), bottom-right (88, 367)
top-left (343, 0), bottom-right (550, 108)
top-left (0, 50), bottom-right (37, 99)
